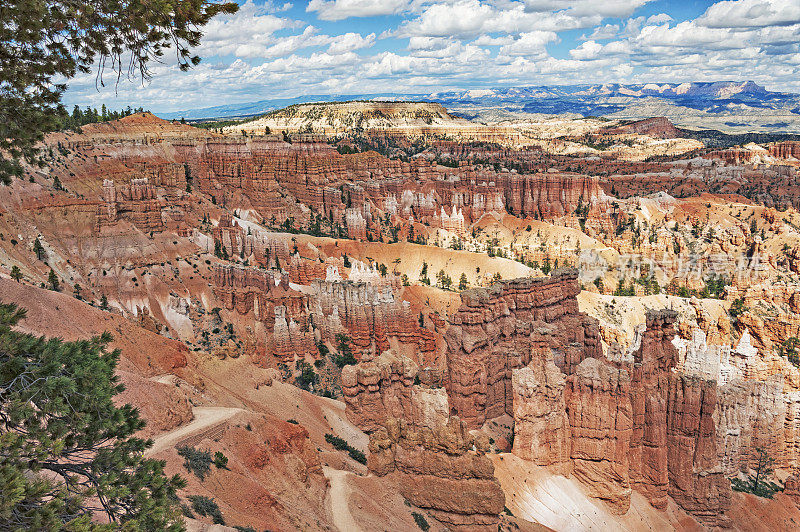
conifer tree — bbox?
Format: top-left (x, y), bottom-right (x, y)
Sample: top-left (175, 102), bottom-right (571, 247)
top-left (1, 0), bottom-right (239, 183)
top-left (0, 303), bottom-right (186, 529)
top-left (47, 268), bottom-right (59, 291)
top-left (32, 237), bottom-right (44, 261)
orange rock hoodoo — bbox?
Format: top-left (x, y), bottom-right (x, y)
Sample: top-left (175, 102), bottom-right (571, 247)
top-left (98, 177), bottom-right (167, 232)
top-left (312, 279), bottom-right (435, 358)
top-left (768, 141), bottom-right (800, 160)
top-left (368, 416), bottom-right (505, 532)
top-left (341, 269), bottom-right (800, 525)
top-left (195, 138), bottom-right (605, 227)
top-left (212, 213), bottom-right (291, 268)
top-left (444, 268), bottom-right (603, 428)
top-left (212, 264), bottom-right (305, 321)
top-left (341, 350), bottom-right (446, 432)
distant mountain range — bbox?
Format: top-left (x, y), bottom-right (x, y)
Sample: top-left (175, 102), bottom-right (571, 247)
top-left (163, 81), bottom-right (800, 134)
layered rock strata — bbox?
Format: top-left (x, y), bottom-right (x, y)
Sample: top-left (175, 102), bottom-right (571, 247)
top-left (212, 264), bottom-right (307, 324)
top-left (341, 350), bottom-right (445, 433)
top-left (368, 416), bottom-right (505, 531)
top-left (196, 138), bottom-right (605, 226)
top-left (212, 213), bottom-right (291, 268)
top-left (565, 357), bottom-right (633, 513)
top-left (511, 355), bottom-right (571, 474)
top-left (617, 310), bottom-right (731, 525)
top-left (313, 280), bottom-right (435, 357)
top-left (445, 268), bottom-right (602, 428)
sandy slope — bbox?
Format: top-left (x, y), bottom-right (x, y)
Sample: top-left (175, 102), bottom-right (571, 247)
top-left (147, 406), bottom-right (243, 455)
top-left (490, 453), bottom-right (699, 531)
top-left (324, 467), bottom-right (362, 532)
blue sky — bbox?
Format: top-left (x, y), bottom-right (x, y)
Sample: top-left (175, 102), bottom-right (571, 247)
top-left (62, 0), bottom-right (800, 113)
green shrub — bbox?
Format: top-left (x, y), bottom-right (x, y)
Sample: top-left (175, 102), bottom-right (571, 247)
top-left (412, 511), bottom-right (430, 531)
top-left (325, 433), bottom-right (367, 464)
top-left (348, 448), bottom-right (366, 464)
top-left (188, 495), bottom-right (225, 525)
top-left (729, 297), bottom-right (746, 320)
top-left (178, 446), bottom-right (213, 480)
top-left (213, 451), bottom-right (229, 470)
top-left (332, 333), bottom-right (357, 367)
top-left (294, 360), bottom-right (318, 391)
top-left (731, 477), bottom-right (782, 498)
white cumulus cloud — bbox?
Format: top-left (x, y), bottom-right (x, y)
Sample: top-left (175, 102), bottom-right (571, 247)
top-left (307, 0), bottom-right (411, 21)
top-left (698, 0), bottom-right (800, 29)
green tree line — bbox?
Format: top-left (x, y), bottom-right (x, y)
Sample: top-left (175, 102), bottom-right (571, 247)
top-left (60, 105), bottom-right (148, 131)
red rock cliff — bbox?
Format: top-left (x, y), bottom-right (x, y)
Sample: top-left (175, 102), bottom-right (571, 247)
top-left (444, 268), bottom-right (602, 428)
top-left (368, 416), bottom-right (505, 531)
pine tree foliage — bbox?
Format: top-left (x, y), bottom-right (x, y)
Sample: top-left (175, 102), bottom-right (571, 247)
top-left (0, 0), bottom-right (239, 184)
top-left (61, 105), bottom-right (147, 130)
top-left (0, 303), bottom-right (186, 530)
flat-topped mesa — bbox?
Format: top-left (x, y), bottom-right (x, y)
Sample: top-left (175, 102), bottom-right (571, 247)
top-left (229, 101), bottom-right (469, 137)
top-left (445, 268), bottom-right (602, 429)
top-left (368, 416), bottom-right (505, 532)
top-left (50, 112), bottom-right (215, 148)
top-left (605, 117), bottom-right (682, 139)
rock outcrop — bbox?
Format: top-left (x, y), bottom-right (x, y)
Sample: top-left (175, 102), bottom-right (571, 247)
top-left (194, 136), bottom-right (608, 228)
top-left (714, 379), bottom-right (791, 472)
top-left (368, 416), bottom-right (505, 531)
top-left (212, 213), bottom-right (291, 268)
top-left (666, 375), bottom-right (731, 526)
top-left (785, 473), bottom-right (800, 507)
top-left (627, 309), bottom-right (676, 508)
top-left (445, 268), bottom-right (602, 428)
top-left (505, 304), bottom-right (735, 523)
top-left (606, 117), bottom-right (682, 139)
top-left (341, 350), bottom-right (446, 433)
top-left (625, 309), bottom-right (733, 525)
top-left (565, 357), bottom-right (633, 514)
top-left (768, 141), bottom-right (800, 160)
top-left (313, 280), bottom-right (435, 358)
top-left (212, 264), bottom-right (307, 326)
top-left (511, 357), bottom-right (571, 474)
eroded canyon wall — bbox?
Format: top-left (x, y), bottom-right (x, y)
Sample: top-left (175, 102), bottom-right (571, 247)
top-left (368, 416), bottom-right (505, 532)
top-left (444, 268), bottom-right (602, 428)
